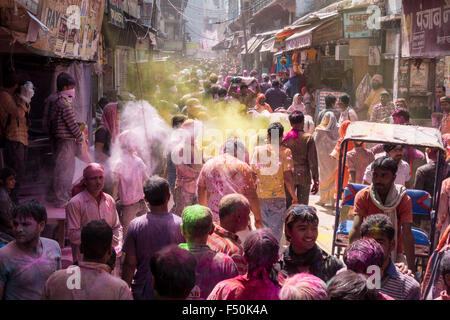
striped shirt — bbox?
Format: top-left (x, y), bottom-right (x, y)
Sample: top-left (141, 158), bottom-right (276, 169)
top-left (207, 224), bottom-right (247, 275)
top-left (49, 97), bottom-right (82, 140)
top-left (180, 243), bottom-right (238, 300)
top-left (380, 260), bottom-right (421, 300)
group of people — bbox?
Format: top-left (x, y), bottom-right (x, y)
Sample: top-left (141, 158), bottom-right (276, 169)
top-left (1, 62), bottom-right (450, 301)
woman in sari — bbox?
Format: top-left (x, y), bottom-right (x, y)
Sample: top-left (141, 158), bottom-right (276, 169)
top-left (313, 112), bottom-right (339, 207)
top-left (287, 93), bottom-right (306, 113)
top-left (330, 120), bottom-right (355, 200)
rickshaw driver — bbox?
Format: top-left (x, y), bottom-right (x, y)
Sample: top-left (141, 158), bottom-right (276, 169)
top-left (348, 156), bottom-right (416, 274)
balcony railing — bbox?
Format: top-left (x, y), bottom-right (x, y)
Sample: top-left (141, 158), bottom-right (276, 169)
top-left (249, 0), bottom-right (275, 16)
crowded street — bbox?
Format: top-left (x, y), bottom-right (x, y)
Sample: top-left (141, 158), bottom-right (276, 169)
top-left (1, 0), bottom-right (450, 305)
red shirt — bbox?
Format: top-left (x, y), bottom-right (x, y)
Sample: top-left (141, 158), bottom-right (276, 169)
top-left (352, 187), bottom-right (413, 253)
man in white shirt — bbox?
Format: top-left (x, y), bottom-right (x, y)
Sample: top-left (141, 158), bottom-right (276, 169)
top-left (363, 144), bottom-right (411, 188)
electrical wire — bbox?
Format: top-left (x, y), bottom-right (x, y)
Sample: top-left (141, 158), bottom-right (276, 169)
top-left (167, 0), bottom-right (264, 25)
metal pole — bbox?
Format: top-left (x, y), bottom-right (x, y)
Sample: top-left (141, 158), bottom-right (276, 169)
top-left (332, 139), bottom-right (348, 255)
top-left (430, 149), bottom-right (444, 253)
top-left (240, 0), bottom-right (249, 71)
top-left (392, 29), bottom-right (401, 100)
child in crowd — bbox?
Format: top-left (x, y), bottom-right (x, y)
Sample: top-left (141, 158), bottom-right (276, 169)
top-left (272, 205), bottom-right (344, 284)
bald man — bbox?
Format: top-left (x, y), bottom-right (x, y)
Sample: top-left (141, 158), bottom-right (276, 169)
top-left (207, 194), bottom-right (250, 275)
top-left (66, 163), bottom-right (123, 265)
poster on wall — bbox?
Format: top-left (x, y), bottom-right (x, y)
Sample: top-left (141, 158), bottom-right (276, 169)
top-left (368, 46), bottom-right (381, 65)
top-left (402, 0), bottom-right (450, 57)
top-left (31, 0), bottom-right (105, 61)
top-left (409, 62), bottom-right (429, 90)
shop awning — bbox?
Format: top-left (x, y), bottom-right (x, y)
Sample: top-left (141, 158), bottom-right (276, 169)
top-left (212, 37), bottom-right (232, 51)
top-left (275, 25), bottom-right (307, 42)
top-left (260, 37), bottom-right (275, 53)
top-left (26, 11), bottom-right (50, 33)
top-left (247, 36), bottom-right (265, 54)
top-left (241, 36), bottom-right (258, 54)
top-left (284, 21), bottom-right (325, 51)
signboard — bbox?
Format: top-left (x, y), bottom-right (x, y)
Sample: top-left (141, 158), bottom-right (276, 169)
top-left (343, 10), bottom-right (373, 38)
top-left (286, 33), bottom-right (312, 51)
top-left (32, 0), bottom-right (105, 61)
top-left (313, 18), bottom-right (343, 45)
top-left (108, 0), bottom-right (125, 29)
top-left (315, 90), bottom-right (347, 118)
top-left (402, 0), bottom-right (450, 57)
top-left (16, 0), bottom-right (40, 15)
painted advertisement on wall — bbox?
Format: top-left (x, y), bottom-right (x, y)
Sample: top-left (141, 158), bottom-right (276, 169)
top-left (402, 0), bottom-right (450, 57)
top-left (343, 10), bottom-right (373, 38)
top-left (31, 0), bottom-right (105, 61)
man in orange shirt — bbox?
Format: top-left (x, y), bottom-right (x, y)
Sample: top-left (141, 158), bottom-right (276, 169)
top-left (348, 156), bottom-right (416, 273)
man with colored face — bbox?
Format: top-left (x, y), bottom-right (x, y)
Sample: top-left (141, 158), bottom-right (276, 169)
top-left (360, 214), bottom-right (420, 300)
top-left (363, 144), bottom-right (411, 188)
top-left (272, 205), bottom-right (343, 285)
top-left (349, 156), bottom-right (416, 274)
top-left (0, 200), bottom-right (61, 300)
top-left (66, 163), bottom-right (123, 267)
top-left (392, 107), bottom-right (410, 125)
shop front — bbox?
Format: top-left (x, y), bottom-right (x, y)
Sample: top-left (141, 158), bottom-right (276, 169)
top-left (401, 0), bottom-right (450, 122)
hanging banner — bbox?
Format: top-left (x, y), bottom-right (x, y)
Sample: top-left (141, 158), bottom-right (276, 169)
top-left (108, 0), bottom-right (125, 29)
top-left (31, 0), bottom-right (105, 61)
top-left (343, 10), bottom-right (373, 38)
top-left (402, 0), bottom-right (450, 57)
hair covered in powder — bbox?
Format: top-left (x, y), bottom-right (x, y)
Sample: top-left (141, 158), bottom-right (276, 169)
top-left (181, 205), bottom-right (213, 239)
top-left (243, 228), bottom-right (279, 274)
top-left (279, 273), bottom-right (329, 300)
top-left (343, 238), bottom-right (385, 274)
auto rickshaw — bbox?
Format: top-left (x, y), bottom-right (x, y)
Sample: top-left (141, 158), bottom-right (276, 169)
top-left (331, 121), bottom-right (446, 278)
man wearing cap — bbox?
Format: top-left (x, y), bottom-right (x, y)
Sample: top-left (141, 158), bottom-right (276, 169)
top-left (440, 96), bottom-right (450, 135)
top-left (370, 90), bottom-right (395, 123)
top-left (66, 163), bottom-right (123, 266)
top-left (362, 74), bottom-right (387, 119)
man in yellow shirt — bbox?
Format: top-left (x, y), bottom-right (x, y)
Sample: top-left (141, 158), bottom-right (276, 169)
top-left (251, 122), bottom-right (298, 242)
top-left (363, 74), bottom-right (387, 119)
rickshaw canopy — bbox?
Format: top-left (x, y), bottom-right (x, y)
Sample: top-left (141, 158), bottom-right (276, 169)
top-left (342, 121), bottom-right (445, 152)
